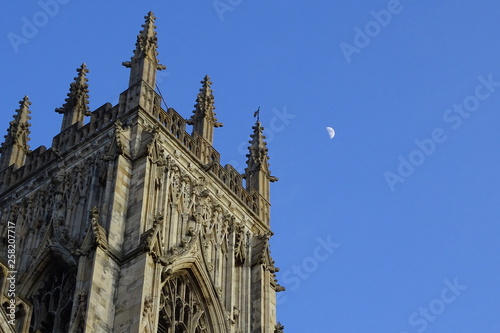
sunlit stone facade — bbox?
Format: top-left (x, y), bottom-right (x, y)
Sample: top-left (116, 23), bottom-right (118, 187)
top-left (0, 12), bottom-right (284, 333)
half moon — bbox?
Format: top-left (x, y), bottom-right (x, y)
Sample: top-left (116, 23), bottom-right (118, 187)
top-left (326, 127), bottom-right (335, 139)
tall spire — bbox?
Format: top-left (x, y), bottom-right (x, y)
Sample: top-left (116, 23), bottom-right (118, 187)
top-left (0, 96), bottom-right (32, 170)
top-left (244, 114), bottom-right (278, 223)
top-left (187, 75), bottom-right (222, 144)
top-left (122, 11), bottom-right (166, 88)
top-left (245, 118), bottom-right (273, 179)
top-left (55, 63), bottom-right (91, 131)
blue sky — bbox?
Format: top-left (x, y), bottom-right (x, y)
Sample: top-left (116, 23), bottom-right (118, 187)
top-left (2, 1), bottom-right (500, 332)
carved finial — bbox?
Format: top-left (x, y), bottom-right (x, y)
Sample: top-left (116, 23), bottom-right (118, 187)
top-left (244, 116), bottom-right (276, 182)
top-left (55, 64), bottom-right (91, 131)
top-left (121, 11), bottom-right (166, 110)
top-left (243, 113), bottom-right (277, 221)
top-left (186, 75), bottom-right (222, 144)
top-left (2, 96), bottom-right (32, 151)
top-left (188, 75), bottom-right (222, 126)
top-left (0, 96), bottom-right (32, 170)
top-left (122, 11), bottom-right (166, 72)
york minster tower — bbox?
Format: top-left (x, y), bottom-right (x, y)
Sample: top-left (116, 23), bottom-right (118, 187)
top-left (0, 12), bottom-right (284, 333)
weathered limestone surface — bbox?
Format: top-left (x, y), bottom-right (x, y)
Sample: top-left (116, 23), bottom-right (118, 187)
top-left (0, 11), bottom-right (284, 333)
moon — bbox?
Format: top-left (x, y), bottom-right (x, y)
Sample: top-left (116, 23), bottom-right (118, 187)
top-left (326, 127), bottom-right (335, 139)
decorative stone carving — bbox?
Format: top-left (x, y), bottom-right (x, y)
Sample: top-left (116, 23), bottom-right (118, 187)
top-left (50, 168), bottom-right (67, 226)
top-left (69, 289), bottom-right (88, 333)
top-left (254, 232), bottom-right (280, 273)
top-left (159, 272), bottom-right (211, 333)
top-left (160, 226), bottom-right (199, 268)
top-left (140, 216), bottom-right (165, 262)
top-left (89, 207), bottom-right (108, 250)
top-left (146, 126), bottom-right (167, 165)
top-left (122, 12), bottom-right (166, 72)
top-left (55, 64), bottom-right (91, 129)
top-left (0, 96), bottom-right (32, 170)
top-left (180, 175), bottom-right (193, 211)
top-left (104, 119), bottom-right (130, 160)
top-left (0, 11), bottom-right (284, 332)
top-left (234, 224), bottom-right (247, 266)
top-left (141, 296), bottom-right (155, 333)
top-left (233, 306), bottom-right (240, 321)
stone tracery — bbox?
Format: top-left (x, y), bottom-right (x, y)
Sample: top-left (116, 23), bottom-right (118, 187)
top-left (159, 271), bottom-right (212, 333)
top-left (29, 265), bottom-right (76, 333)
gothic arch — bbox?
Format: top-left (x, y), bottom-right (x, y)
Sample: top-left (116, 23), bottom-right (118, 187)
top-left (18, 245), bottom-right (77, 333)
top-left (19, 242), bottom-right (77, 295)
top-left (160, 258), bottom-right (229, 333)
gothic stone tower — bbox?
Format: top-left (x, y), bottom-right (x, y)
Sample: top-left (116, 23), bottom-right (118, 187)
top-left (0, 12), bottom-right (284, 333)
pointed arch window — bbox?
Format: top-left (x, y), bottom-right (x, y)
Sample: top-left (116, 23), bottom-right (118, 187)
top-left (28, 262), bottom-right (76, 333)
top-left (158, 271), bottom-right (212, 333)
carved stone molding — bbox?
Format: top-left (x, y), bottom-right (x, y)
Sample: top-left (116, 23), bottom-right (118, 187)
top-left (161, 229), bottom-right (199, 266)
top-left (104, 119), bottom-right (130, 160)
top-left (140, 214), bottom-right (164, 262)
top-left (77, 208), bottom-right (108, 256)
top-left (69, 289), bottom-right (88, 333)
top-left (90, 208), bottom-right (108, 250)
top-left (146, 125), bottom-right (167, 165)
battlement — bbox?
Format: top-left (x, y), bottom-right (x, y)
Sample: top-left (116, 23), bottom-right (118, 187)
top-left (0, 145), bottom-right (55, 192)
top-left (0, 11), bottom-right (274, 223)
top-left (52, 102), bottom-right (118, 154)
top-left (146, 93), bottom-right (259, 215)
top-left (0, 91), bottom-right (262, 216)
